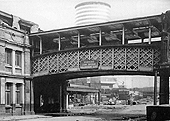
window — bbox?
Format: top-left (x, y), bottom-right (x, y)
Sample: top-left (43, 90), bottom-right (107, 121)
top-left (15, 51), bottom-right (22, 67)
top-left (16, 83), bottom-right (21, 104)
top-left (5, 48), bottom-right (12, 66)
top-left (5, 83), bottom-right (11, 105)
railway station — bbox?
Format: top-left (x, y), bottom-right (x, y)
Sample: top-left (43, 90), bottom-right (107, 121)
top-left (0, 1), bottom-right (170, 120)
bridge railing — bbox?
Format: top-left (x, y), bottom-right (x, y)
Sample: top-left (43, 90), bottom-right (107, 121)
top-left (32, 45), bottom-right (161, 77)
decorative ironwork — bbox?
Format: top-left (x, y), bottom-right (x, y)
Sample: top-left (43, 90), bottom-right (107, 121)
top-left (139, 48), bottom-right (153, 71)
top-left (79, 50), bottom-right (89, 61)
top-left (101, 48), bottom-right (112, 69)
top-left (38, 56), bottom-right (49, 72)
top-left (58, 52), bottom-right (68, 72)
top-left (67, 51), bottom-right (78, 71)
top-left (32, 45), bottom-right (161, 76)
top-left (153, 48), bottom-right (161, 65)
top-left (114, 47), bottom-right (126, 70)
top-left (49, 54), bottom-right (58, 74)
top-left (32, 58), bottom-right (39, 73)
top-left (126, 48), bottom-right (139, 71)
top-left (89, 49), bottom-right (100, 61)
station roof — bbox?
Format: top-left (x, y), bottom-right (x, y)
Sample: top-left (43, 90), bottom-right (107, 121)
top-left (29, 13), bottom-right (162, 41)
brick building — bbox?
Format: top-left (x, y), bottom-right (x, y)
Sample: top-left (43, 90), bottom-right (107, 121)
top-left (0, 11), bottom-right (38, 115)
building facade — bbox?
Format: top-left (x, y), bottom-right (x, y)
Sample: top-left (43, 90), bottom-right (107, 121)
top-left (0, 11), bottom-right (38, 115)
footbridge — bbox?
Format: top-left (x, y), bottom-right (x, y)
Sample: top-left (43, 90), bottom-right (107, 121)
top-left (32, 44), bottom-right (160, 79)
top-left (29, 11), bottom-right (170, 113)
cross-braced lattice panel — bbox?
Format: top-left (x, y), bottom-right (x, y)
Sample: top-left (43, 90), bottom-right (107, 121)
top-left (79, 49), bottom-right (90, 61)
top-left (114, 48), bottom-right (126, 70)
top-left (139, 48), bottom-right (153, 68)
top-left (101, 48), bottom-right (113, 68)
top-left (67, 51), bottom-right (78, 69)
top-left (58, 52), bottom-right (68, 73)
top-left (38, 56), bottom-right (49, 72)
top-left (89, 49), bottom-right (100, 61)
top-left (126, 47), bottom-right (139, 71)
top-left (32, 58), bottom-right (39, 74)
top-left (153, 48), bottom-right (161, 66)
top-left (49, 54), bottom-right (58, 74)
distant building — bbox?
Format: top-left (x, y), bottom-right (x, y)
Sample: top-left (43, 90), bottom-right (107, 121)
top-left (75, 1), bottom-right (111, 26)
top-left (118, 86), bottom-right (130, 100)
top-left (100, 76), bottom-right (119, 89)
top-left (69, 76), bottom-right (119, 104)
top-left (67, 84), bottom-right (99, 106)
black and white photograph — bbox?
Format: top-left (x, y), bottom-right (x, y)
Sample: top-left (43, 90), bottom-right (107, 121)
top-left (0, 0), bottom-right (170, 120)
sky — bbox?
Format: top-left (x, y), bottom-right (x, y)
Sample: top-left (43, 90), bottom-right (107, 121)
top-left (0, 0), bottom-right (169, 88)
top-left (0, 0), bottom-right (169, 30)
top-left (114, 75), bottom-right (156, 88)
top-left (101, 75), bottom-right (157, 88)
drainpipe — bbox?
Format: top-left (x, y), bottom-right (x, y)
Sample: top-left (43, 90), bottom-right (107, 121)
top-left (24, 78), bottom-right (26, 115)
top-left (30, 79), bottom-right (32, 114)
top-left (23, 34), bottom-right (26, 115)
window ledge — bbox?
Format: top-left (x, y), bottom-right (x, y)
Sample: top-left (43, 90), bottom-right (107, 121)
top-left (5, 105), bottom-right (12, 109)
top-left (5, 64), bottom-right (12, 68)
top-left (16, 104), bottom-right (22, 108)
top-left (15, 66), bottom-right (22, 69)
top-left (15, 73), bottom-right (22, 75)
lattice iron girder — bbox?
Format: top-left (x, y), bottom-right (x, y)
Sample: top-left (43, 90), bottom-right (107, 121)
top-left (38, 56), bottom-right (49, 72)
top-left (58, 52), bottom-right (68, 72)
top-left (114, 48), bottom-right (126, 70)
top-left (79, 50), bottom-right (90, 61)
top-left (139, 48), bottom-right (153, 67)
top-left (101, 48), bottom-right (112, 67)
top-left (89, 49), bottom-right (100, 61)
top-left (49, 54), bottom-right (58, 74)
top-left (32, 58), bottom-right (39, 73)
top-left (32, 46), bottom-right (161, 75)
top-left (67, 51), bottom-right (79, 68)
top-left (126, 48), bottom-right (139, 70)
top-left (153, 49), bottom-right (161, 65)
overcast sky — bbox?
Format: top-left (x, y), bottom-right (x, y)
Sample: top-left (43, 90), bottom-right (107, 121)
top-left (0, 0), bottom-right (170, 30)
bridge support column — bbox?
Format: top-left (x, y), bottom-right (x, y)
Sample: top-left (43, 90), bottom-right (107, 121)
top-left (159, 11), bottom-right (170, 105)
top-left (33, 79), bottom-right (41, 114)
top-left (153, 70), bottom-right (158, 105)
top-left (62, 81), bottom-right (68, 112)
top-left (159, 71), bottom-right (169, 104)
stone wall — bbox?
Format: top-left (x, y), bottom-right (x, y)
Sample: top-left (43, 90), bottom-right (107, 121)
top-left (0, 17), bottom-right (34, 115)
top-left (0, 41), bottom-right (5, 72)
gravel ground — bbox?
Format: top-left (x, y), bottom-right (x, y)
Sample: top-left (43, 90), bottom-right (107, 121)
top-left (0, 104), bottom-right (149, 121)
top-left (68, 104), bottom-right (148, 121)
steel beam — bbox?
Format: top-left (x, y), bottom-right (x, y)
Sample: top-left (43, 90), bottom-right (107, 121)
top-left (78, 32), bottom-right (80, 48)
top-left (122, 26), bottom-right (125, 45)
top-left (99, 29), bottom-right (102, 46)
top-left (58, 35), bottom-right (61, 51)
top-left (149, 27), bottom-right (152, 44)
